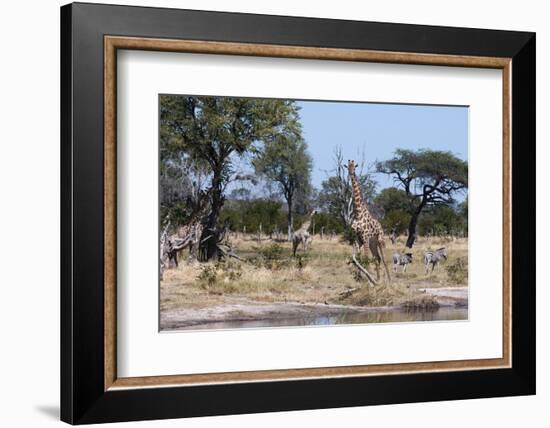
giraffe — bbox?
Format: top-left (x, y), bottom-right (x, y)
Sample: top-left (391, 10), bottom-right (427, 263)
top-left (347, 159), bottom-right (391, 283)
top-left (169, 198), bottom-right (209, 265)
top-left (176, 207), bottom-right (205, 247)
top-left (292, 209), bottom-right (317, 256)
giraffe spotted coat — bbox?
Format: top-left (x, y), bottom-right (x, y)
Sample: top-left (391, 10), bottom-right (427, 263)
top-left (347, 159), bottom-right (391, 282)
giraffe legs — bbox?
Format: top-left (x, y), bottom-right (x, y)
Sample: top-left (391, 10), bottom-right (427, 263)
top-left (378, 242), bottom-right (392, 284)
top-left (292, 238), bottom-right (299, 257)
top-left (368, 237), bottom-right (381, 281)
top-left (352, 237), bottom-right (392, 286)
top-left (368, 236), bottom-right (391, 284)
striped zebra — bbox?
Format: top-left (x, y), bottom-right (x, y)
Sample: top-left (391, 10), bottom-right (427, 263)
top-left (393, 252), bottom-right (413, 273)
top-left (424, 247), bottom-right (448, 274)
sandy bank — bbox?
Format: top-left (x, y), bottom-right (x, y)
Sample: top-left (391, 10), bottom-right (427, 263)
top-left (160, 286), bottom-right (467, 330)
top-left (160, 301), bottom-right (399, 330)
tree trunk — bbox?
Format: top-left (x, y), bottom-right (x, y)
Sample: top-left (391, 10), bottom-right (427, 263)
top-left (201, 169), bottom-right (223, 261)
top-left (405, 215), bottom-right (418, 248)
top-left (406, 203), bottom-right (425, 248)
top-left (287, 197), bottom-right (294, 241)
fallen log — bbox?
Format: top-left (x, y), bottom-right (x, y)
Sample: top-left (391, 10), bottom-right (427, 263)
top-left (351, 253), bottom-right (379, 285)
top-left (338, 287), bottom-right (360, 298)
top-left (218, 245), bottom-right (246, 262)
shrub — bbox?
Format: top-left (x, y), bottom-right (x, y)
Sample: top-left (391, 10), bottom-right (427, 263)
top-left (197, 264), bottom-right (217, 287)
top-left (255, 243), bottom-right (285, 270)
top-left (218, 260), bottom-right (243, 281)
top-left (341, 226), bottom-right (358, 245)
top-left (446, 257), bottom-right (468, 284)
top-left (401, 296), bottom-right (439, 311)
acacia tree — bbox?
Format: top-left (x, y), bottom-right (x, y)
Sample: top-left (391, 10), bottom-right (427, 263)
top-left (376, 149), bottom-right (468, 248)
top-left (160, 95), bottom-right (300, 260)
top-left (253, 134), bottom-right (312, 240)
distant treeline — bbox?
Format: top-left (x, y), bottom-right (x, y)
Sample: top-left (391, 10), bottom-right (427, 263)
top-left (216, 193), bottom-right (467, 238)
top-left (219, 198), bottom-right (344, 236)
top-left (160, 94), bottom-right (468, 259)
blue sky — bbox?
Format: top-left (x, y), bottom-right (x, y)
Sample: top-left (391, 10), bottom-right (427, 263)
top-left (296, 100), bottom-right (468, 191)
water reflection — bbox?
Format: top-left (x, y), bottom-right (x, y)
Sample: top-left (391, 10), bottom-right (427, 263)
top-left (182, 306), bottom-right (468, 331)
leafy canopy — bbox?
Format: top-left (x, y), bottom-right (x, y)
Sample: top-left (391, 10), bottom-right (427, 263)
top-left (252, 134), bottom-right (312, 205)
top-left (376, 149), bottom-right (468, 247)
top-left (160, 95), bottom-right (301, 182)
top-left (376, 149), bottom-right (468, 206)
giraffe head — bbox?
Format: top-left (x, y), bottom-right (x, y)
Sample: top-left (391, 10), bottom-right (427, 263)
top-left (347, 159), bottom-right (357, 176)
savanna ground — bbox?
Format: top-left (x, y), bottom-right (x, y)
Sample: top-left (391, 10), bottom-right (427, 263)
top-left (160, 234), bottom-right (468, 330)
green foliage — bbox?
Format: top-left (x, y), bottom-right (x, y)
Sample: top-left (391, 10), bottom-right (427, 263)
top-left (376, 149), bottom-right (468, 246)
top-left (253, 135), bottom-right (312, 197)
top-left (160, 95), bottom-right (301, 166)
top-left (159, 95), bottom-right (469, 251)
top-left (374, 186), bottom-right (466, 238)
top-left (458, 200), bottom-right (468, 235)
top-left (376, 149), bottom-right (468, 194)
top-left (258, 243), bottom-right (284, 260)
top-left (220, 198), bottom-right (286, 234)
top-left (459, 200), bottom-right (468, 217)
top-left (253, 133), bottom-right (313, 236)
top-left (311, 211), bottom-right (346, 235)
top-left (160, 95), bottom-right (302, 259)
top-left (159, 200), bottom-right (199, 231)
top-left (418, 205), bottom-right (466, 236)
top-left (253, 243), bottom-right (286, 270)
top-left (446, 257), bottom-right (468, 284)
top-left (341, 226), bottom-right (359, 246)
top-left (374, 187), bottom-right (411, 213)
top-left (374, 188), bottom-right (412, 234)
top-left (380, 209), bottom-right (411, 235)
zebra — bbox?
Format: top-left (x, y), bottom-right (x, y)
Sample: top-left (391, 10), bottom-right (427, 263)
top-left (393, 252), bottom-right (413, 273)
top-left (424, 247), bottom-right (448, 274)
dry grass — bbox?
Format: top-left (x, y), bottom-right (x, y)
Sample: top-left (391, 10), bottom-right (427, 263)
top-left (160, 234), bottom-right (468, 312)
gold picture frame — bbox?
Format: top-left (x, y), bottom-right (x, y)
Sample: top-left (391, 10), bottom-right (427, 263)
top-left (103, 36), bottom-right (512, 391)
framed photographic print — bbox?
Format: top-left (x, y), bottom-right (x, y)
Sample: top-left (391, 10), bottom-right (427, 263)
top-left (61, 2), bottom-right (535, 424)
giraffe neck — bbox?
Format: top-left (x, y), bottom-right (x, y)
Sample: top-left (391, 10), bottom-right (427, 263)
top-left (300, 213), bottom-right (314, 232)
top-left (350, 171), bottom-right (368, 220)
top-left (300, 219), bottom-right (311, 232)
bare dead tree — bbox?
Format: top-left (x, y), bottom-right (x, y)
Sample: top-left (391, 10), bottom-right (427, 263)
top-left (159, 218), bottom-right (172, 280)
top-left (319, 146), bottom-right (377, 235)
